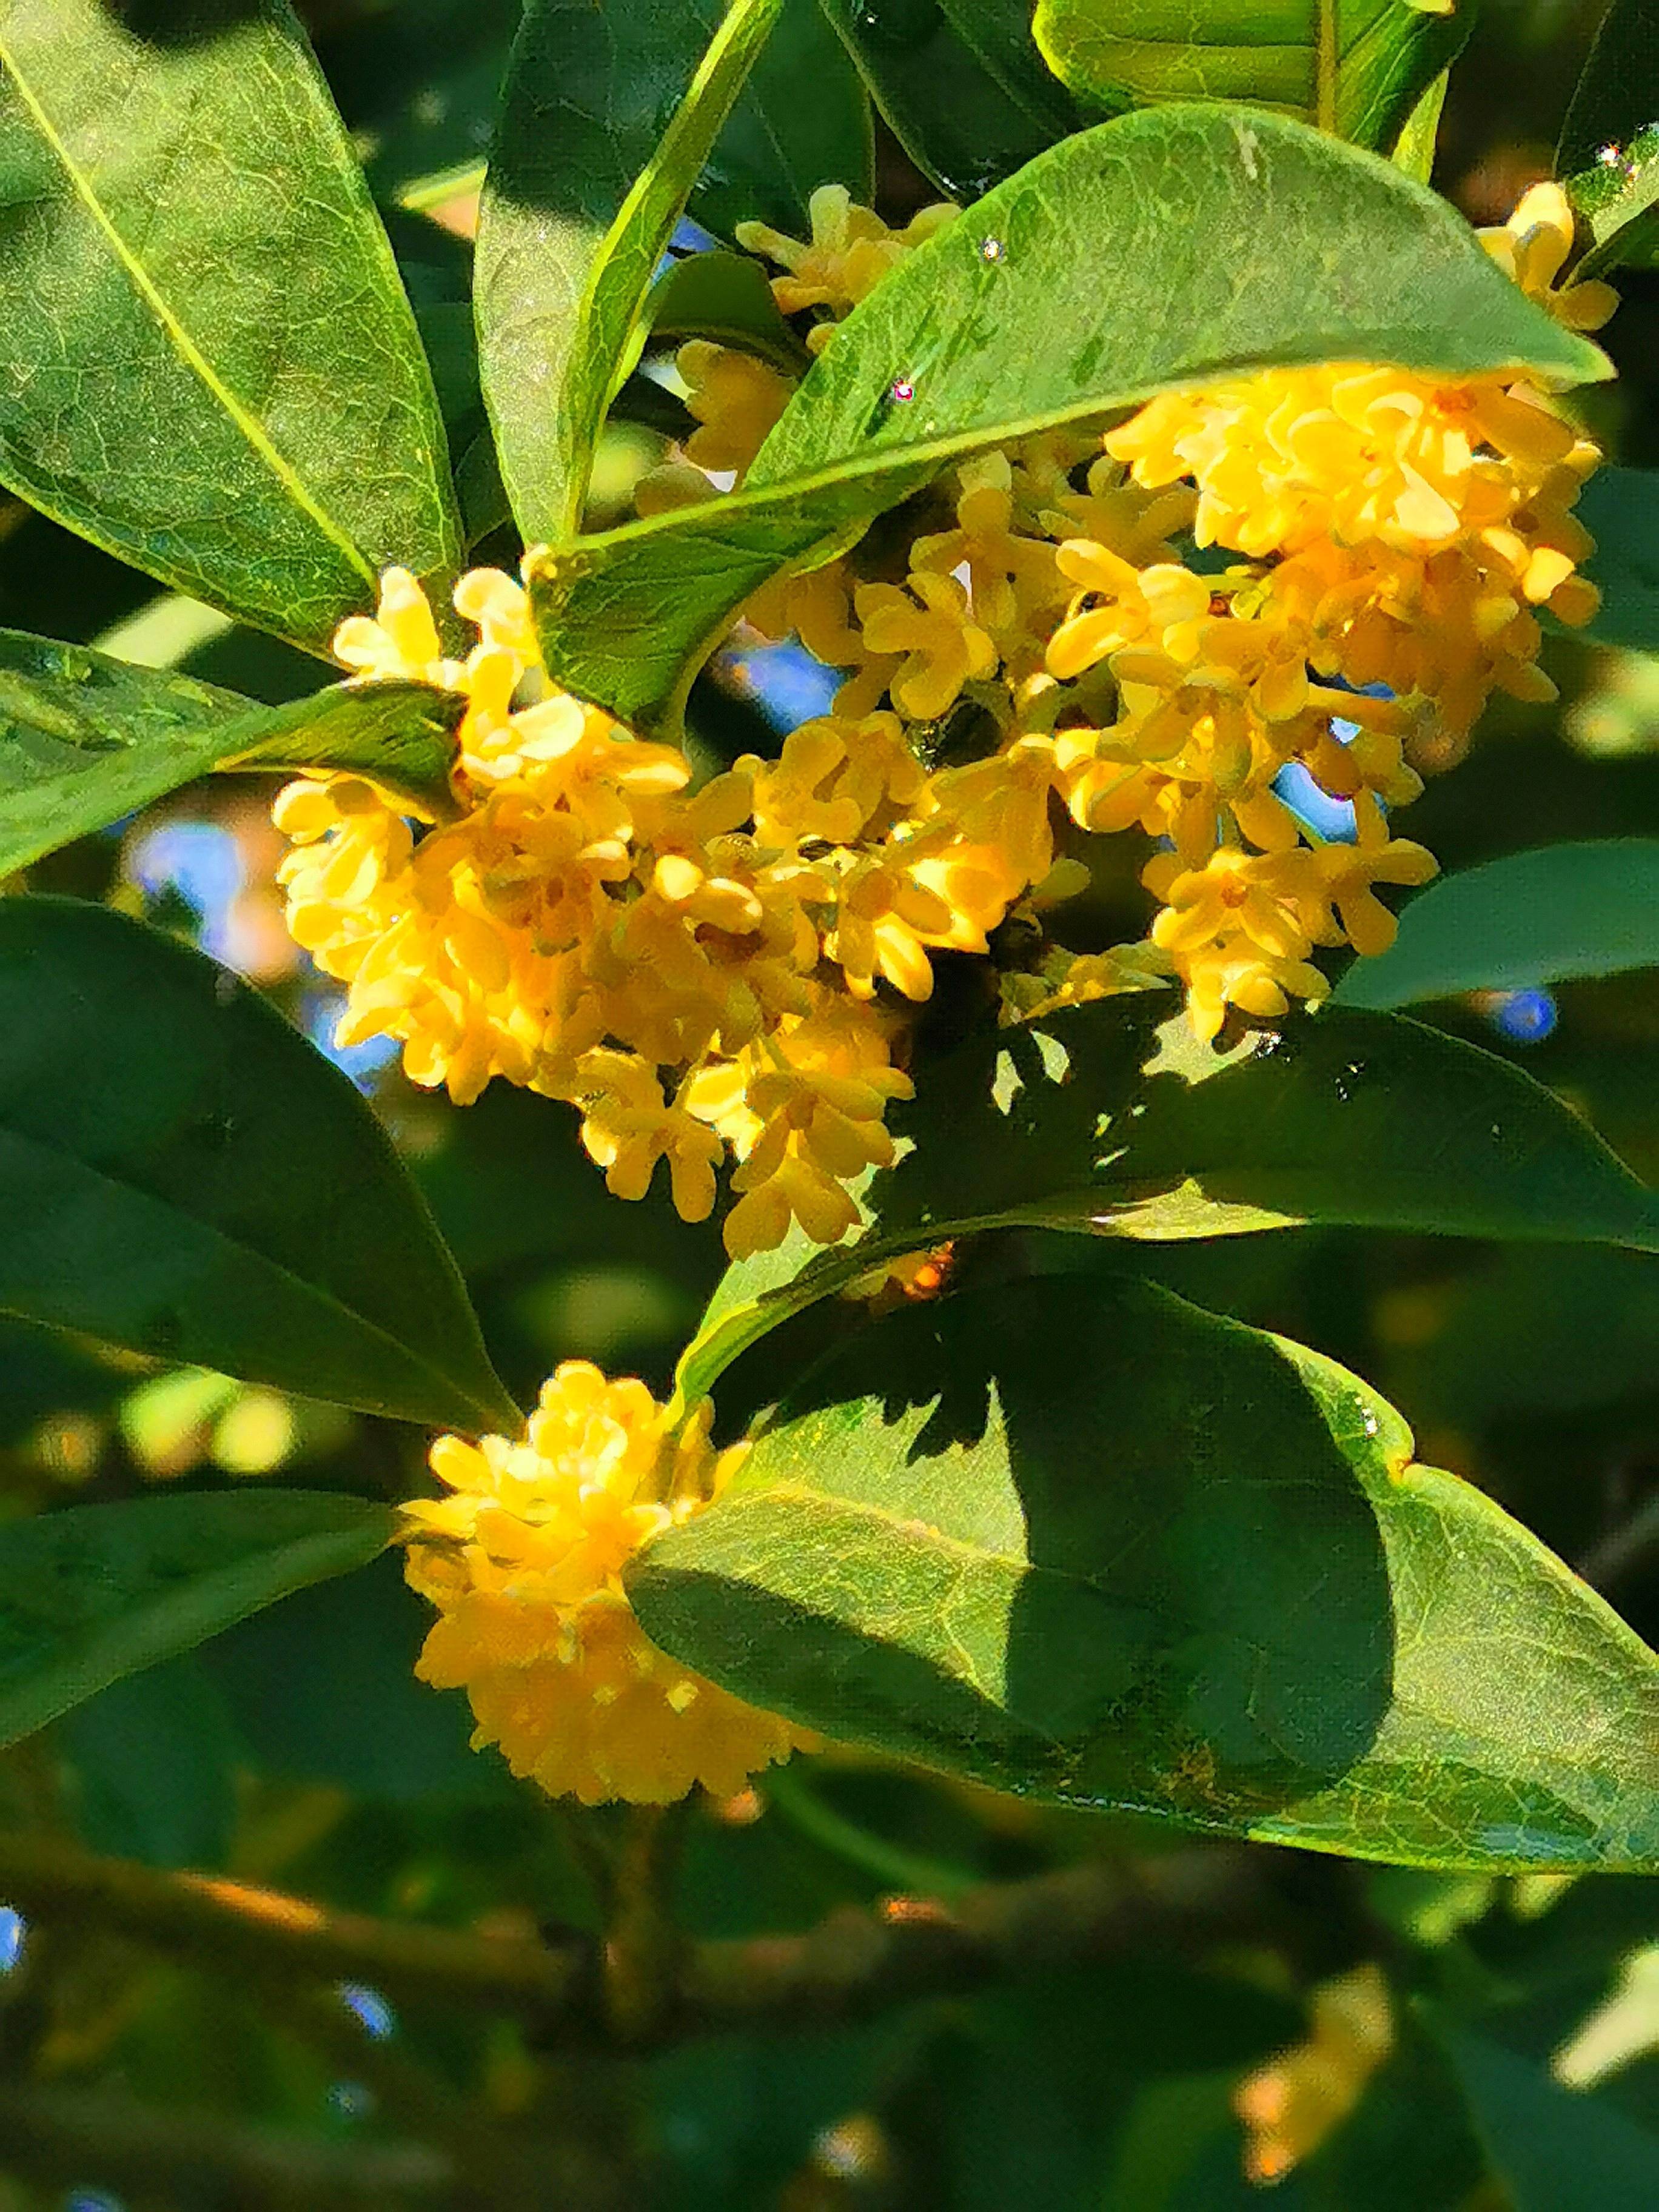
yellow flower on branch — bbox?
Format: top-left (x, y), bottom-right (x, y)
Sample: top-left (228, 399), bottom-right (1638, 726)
top-left (404, 1364), bottom-right (811, 1805)
top-left (854, 572), bottom-right (999, 720)
top-left (735, 184), bottom-right (957, 349)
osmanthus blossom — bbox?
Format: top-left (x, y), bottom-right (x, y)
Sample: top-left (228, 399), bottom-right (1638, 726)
top-left (269, 181), bottom-right (1615, 1801)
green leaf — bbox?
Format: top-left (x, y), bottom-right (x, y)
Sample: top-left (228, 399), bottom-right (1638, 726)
top-left (0, 898), bottom-right (518, 1432)
top-left (1572, 466), bottom-right (1659, 649)
top-left (707, 0), bottom-right (876, 233)
top-left (0, 1488), bottom-right (394, 1749)
top-left (820, 0), bottom-right (1083, 201)
top-left (1390, 64), bottom-right (1448, 183)
top-left (532, 104), bottom-right (1608, 732)
top-left (476, 0), bottom-right (789, 545)
top-left (58, 1655), bottom-right (240, 1869)
top-left (1438, 2029), bottom-right (1659, 2210)
top-left (1333, 841), bottom-right (1659, 1007)
top-left (649, 250), bottom-right (813, 375)
top-left (0, 0), bottom-right (461, 649)
top-left (1033, 0), bottom-right (1472, 151)
top-left (632, 1274), bottom-right (1659, 1869)
top-left (0, 629), bottom-right (466, 878)
top-left (1557, 0), bottom-right (1659, 272)
top-left (672, 994), bottom-right (1659, 1406)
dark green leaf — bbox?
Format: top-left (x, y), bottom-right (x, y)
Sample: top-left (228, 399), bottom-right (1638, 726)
top-left (1333, 841), bottom-right (1659, 1007)
top-left (0, 1489), bottom-right (394, 1749)
top-left (533, 104), bottom-right (1607, 731)
top-left (0, 628), bottom-right (466, 877)
top-left (634, 1275), bottom-right (1659, 1869)
top-left (1557, 0), bottom-right (1659, 271)
top-left (708, 0), bottom-right (876, 233)
top-left (649, 251), bottom-right (812, 374)
top-left (1572, 466), bottom-right (1659, 648)
top-left (674, 995), bottom-right (1659, 1405)
top-left (58, 1655), bottom-right (240, 1869)
top-left (1439, 2029), bottom-right (1659, 2210)
top-left (476, 0), bottom-right (791, 543)
top-left (0, 899), bottom-right (518, 1430)
top-left (0, 0), bottom-right (461, 648)
top-left (820, 0), bottom-right (1082, 201)
top-left (1033, 0), bottom-right (1472, 152)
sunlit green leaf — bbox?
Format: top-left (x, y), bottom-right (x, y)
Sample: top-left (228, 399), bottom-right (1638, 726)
top-left (674, 996), bottom-right (1659, 1406)
top-left (476, 0), bottom-right (799, 543)
top-left (0, 0), bottom-right (461, 648)
top-left (1033, 0), bottom-right (1472, 150)
top-left (1333, 841), bottom-right (1659, 1007)
top-left (0, 899), bottom-right (518, 1431)
top-left (0, 1489), bottom-right (394, 1749)
top-left (533, 104), bottom-right (1606, 731)
top-left (634, 1275), bottom-right (1659, 1870)
top-left (0, 630), bottom-right (464, 877)
top-left (1559, 0), bottom-right (1659, 273)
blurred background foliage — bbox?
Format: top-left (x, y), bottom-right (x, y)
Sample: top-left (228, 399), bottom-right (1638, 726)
top-left (0, 0), bottom-right (1654, 2205)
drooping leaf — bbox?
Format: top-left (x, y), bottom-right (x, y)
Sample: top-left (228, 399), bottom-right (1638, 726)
top-left (673, 995), bottom-right (1659, 1406)
top-left (532, 104), bottom-right (1607, 731)
top-left (0, 899), bottom-right (518, 1431)
top-left (1566, 132), bottom-right (1659, 277)
top-left (1333, 841), bottom-right (1659, 1007)
top-left (1033, 0), bottom-right (1472, 152)
top-left (633, 1275), bottom-right (1659, 1870)
top-left (0, 629), bottom-right (465, 877)
top-left (648, 250), bottom-right (813, 375)
top-left (0, 1489), bottom-right (394, 1749)
top-left (820, 0), bottom-right (1083, 201)
top-left (1572, 466), bottom-right (1659, 649)
top-left (0, 0), bottom-right (461, 648)
top-left (477, 0), bottom-right (827, 543)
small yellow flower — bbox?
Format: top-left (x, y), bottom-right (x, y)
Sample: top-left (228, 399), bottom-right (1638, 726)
top-left (404, 1364), bottom-right (812, 1805)
top-left (854, 572), bottom-right (999, 720)
top-left (1479, 180), bottom-right (1619, 332)
top-left (735, 185), bottom-right (957, 349)
top-left (1307, 792), bottom-right (1439, 957)
top-left (674, 339), bottom-right (796, 478)
top-left (1235, 1965), bottom-right (1394, 2185)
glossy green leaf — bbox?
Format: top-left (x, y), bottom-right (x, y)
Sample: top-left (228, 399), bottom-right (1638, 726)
top-left (0, 630), bottom-right (465, 878)
top-left (1333, 841), bottom-right (1659, 1007)
top-left (1558, 1), bottom-right (1659, 272)
top-left (477, 0), bottom-right (834, 543)
top-left (674, 994), bottom-right (1659, 1405)
top-left (1572, 466), bottom-right (1659, 649)
top-left (533, 104), bottom-right (1607, 731)
top-left (1033, 0), bottom-right (1472, 151)
top-left (820, 0), bottom-right (1082, 201)
top-left (0, 0), bottom-right (461, 648)
top-left (710, 0), bottom-right (876, 233)
top-left (649, 250), bottom-right (812, 375)
top-left (634, 1275), bottom-right (1659, 1870)
top-left (0, 1489), bottom-right (394, 1749)
top-left (0, 899), bottom-right (518, 1432)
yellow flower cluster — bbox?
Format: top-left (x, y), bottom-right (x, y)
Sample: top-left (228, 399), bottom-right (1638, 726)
top-left (403, 1361), bottom-right (810, 1805)
top-left (275, 179), bottom-right (1611, 1240)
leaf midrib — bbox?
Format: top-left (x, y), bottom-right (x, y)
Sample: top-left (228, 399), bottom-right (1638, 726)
top-left (0, 33), bottom-right (377, 592)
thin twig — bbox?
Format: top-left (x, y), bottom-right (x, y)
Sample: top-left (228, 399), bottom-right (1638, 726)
top-left (0, 1828), bottom-right (1316, 2045)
